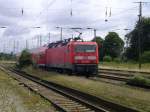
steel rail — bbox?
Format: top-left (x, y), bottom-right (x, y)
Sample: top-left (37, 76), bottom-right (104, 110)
top-left (99, 68), bottom-right (150, 75)
top-left (0, 66), bottom-right (109, 112)
top-left (3, 66), bottom-right (140, 112)
top-left (97, 74), bottom-right (130, 82)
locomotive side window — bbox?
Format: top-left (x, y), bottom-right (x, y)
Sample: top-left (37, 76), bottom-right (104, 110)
top-left (75, 45), bottom-right (96, 53)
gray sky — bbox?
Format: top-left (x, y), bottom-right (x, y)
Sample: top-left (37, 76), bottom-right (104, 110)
top-left (0, 0), bottom-right (150, 53)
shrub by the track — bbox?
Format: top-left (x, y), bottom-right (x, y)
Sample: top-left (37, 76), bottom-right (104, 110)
top-left (127, 76), bottom-right (150, 89)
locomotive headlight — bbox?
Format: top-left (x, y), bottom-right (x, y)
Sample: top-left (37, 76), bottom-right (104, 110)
top-left (74, 56), bottom-right (84, 60)
top-left (87, 56), bottom-right (96, 60)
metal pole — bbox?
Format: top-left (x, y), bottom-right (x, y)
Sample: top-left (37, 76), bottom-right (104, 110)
top-left (40, 35), bottom-right (42, 46)
top-left (13, 40), bottom-right (15, 54)
top-left (134, 1), bottom-right (150, 69)
top-left (17, 41), bottom-right (19, 53)
top-left (138, 2), bottom-right (142, 69)
top-left (26, 40), bottom-right (28, 49)
top-left (94, 29), bottom-right (96, 40)
top-left (49, 32), bottom-right (51, 43)
top-left (61, 27), bottom-right (62, 40)
top-left (3, 43), bottom-right (5, 53)
top-left (37, 36), bottom-right (38, 47)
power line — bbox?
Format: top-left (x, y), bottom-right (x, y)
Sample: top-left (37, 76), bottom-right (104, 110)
top-left (31, 0), bottom-right (57, 27)
top-left (90, 6), bottom-right (137, 24)
top-left (70, 0), bottom-right (73, 16)
top-left (39, 0), bottom-right (57, 15)
top-left (112, 6), bottom-right (137, 17)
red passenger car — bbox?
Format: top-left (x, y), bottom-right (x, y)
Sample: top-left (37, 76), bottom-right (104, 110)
top-left (30, 38), bottom-right (99, 76)
top-left (30, 46), bottom-right (47, 66)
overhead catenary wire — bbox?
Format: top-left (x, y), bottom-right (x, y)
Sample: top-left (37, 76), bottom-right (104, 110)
top-left (70, 0), bottom-right (73, 16)
top-left (88, 6), bottom-right (138, 24)
top-left (1, 0), bottom-right (150, 52)
top-left (31, 0), bottom-right (57, 27)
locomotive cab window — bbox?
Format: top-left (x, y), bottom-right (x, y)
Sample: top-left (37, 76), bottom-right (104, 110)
top-left (75, 45), bottom-right (96, 53)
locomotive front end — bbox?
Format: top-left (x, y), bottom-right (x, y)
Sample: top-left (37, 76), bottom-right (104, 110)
top-left (72, 42), bottom-right (99, 76)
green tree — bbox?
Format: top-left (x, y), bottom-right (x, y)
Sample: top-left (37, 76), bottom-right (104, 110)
top-left (92, 36), bottom-right (104, 61)
top-left (103, 32), bottom-right (124, 60)
top-left (125, 17), bottom-right (150, 60)
top-left (141, 51), bottom-right (150, 63)
top-left (17, 49), bottom-right (32, 69)
top-left (0, 53), bottom-right (16, 60)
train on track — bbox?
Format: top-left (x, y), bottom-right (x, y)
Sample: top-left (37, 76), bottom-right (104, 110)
top-left (29, 38), bottom-right (99, 77)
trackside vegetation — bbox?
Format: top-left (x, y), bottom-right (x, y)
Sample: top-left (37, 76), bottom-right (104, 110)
top-left (93, 33), bottom-right (124, 61)
top-left (103, 55), bottom-right (112, 62)
top-left (125, 17), bottom-right (150, 61)
top-left (17, 49), bottom-right (32, 69)
top-left (0, 69), bottom-right (55, 112)
top-left (99, 62), bottom-right (150, 72)
top-left (0, 52), bottom-right (16, 60)
top-left (93, 17), bottom-right (150, 64)
top-left (127, 76), bottom-right (150, 89)
top-left (141, 51), bottom-right (150, 63)
top-left (23, 67), bottom-right (150, 112)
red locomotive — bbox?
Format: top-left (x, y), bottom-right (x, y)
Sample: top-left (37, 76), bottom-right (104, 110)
top-left (30, 38), bottom-right (99, 76)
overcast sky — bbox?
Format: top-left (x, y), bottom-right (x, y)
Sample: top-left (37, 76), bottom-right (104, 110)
top-left (0, 0), bottom-right (150, 53)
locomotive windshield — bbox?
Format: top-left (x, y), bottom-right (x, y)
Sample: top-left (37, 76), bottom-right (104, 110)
top-left (75, 45), bottom-right (96, 53)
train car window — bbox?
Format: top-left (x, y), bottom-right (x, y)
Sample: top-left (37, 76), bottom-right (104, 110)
top-left (75, 45), bottom-right (96, 53)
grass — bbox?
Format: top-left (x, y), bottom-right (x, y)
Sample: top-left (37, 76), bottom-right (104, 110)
top-left (0, 69), bottom-right (56, 112)
top-left (0, 60), bottom-right (16, 64)
top-left (24, 66), bottom-right (150, 112)
top-left (127, 76), bottom-right (150, 88)
top-left (0, 61), bottom-right (16, 68)
top-left (99, 61), bottom-right (150, 72)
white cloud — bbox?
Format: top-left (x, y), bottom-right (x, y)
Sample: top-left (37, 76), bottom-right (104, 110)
top-left (0, 0), bottom-right (150, 53)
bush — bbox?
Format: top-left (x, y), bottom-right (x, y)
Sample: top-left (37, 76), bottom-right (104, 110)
top-left (114, 58), bottom-right (121, 63)
top-left (127, 76), bottom-right (150, 88)
top-left (17, 49), bottom-right (32, 69)
top-left (0, 52), bottom-right (16, 61)
top-left (141, 51), bottom-right (150, 63)
top-left (103, 55), bottom-right (112, 62)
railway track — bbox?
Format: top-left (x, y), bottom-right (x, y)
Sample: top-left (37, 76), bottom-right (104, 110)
top-left (98, 67), bottom-right (149, 82)
top-left (99, 68), bottom-right (150, 75)
top-left (98, 69), bottom-right (135, 82)
top-left (97, 74), bottom-right (130, 82)
top-left (1, 66), bottom-right (101, 112)
top-left (0, 65), bottom-right (140, 112)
